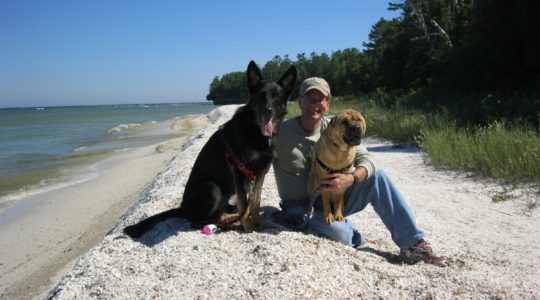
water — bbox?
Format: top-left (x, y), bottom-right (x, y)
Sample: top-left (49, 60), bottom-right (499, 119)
top-left (0, 102), bottom-right (216, 204)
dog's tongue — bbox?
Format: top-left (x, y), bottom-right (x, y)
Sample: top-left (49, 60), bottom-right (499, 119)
top-left (261, 119), bottom-right (273, 137)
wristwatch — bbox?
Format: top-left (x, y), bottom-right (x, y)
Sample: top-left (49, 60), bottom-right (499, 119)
top-left (351, 172), bottom-right (361, 185)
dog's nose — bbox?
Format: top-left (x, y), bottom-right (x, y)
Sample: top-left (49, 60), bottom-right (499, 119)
top-left (264, 104), bottom-right (273, 114)
top-left (263, 107), bottom-right (272, 117)
top-left (348, 124), bottom-right (361, 138)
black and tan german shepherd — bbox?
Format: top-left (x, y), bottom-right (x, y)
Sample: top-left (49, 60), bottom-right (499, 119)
top-left (124, 61), bottom-right (296, 238)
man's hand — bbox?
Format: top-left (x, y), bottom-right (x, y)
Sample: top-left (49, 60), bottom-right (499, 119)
top-left (320, 167), bottom-right (367, 194)
top-left (320, 173), bottom-right (354, 194)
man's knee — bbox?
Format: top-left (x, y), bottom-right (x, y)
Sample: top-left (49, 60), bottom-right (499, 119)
top-left (372, 169), bottom-right (388, 181)
top-left (309, 218), bottom-right (353, 246)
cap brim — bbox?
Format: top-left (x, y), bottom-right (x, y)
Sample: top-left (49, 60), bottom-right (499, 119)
top-left (302, 86), bottom-right (329, 98)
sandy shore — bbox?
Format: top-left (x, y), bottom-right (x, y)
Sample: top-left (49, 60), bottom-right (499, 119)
top-left (0, 115), bottom-right (207, 300)
top-left (40, 105), bottom-right (540, 299)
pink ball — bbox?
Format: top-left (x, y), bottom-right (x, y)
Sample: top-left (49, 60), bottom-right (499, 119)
top-left (202, 224), bottom-right (217, 235)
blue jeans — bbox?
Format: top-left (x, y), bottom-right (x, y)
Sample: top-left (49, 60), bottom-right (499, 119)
top-left (280, 170), bottom-right (425, 249)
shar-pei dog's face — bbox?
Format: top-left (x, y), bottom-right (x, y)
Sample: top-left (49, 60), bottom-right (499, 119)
top-left (307, 109), bottom-right (367, 224)
top-left (325, 109), bottom-right (366, 149)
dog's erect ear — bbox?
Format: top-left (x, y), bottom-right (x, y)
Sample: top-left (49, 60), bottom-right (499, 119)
top-left (278, 65), bottom-right (297, 97)
top-left (247, 61), bottom-right (262, 91)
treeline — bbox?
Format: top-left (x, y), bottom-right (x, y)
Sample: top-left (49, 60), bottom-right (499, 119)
top-left (206, 0), bottom-right (539, 126)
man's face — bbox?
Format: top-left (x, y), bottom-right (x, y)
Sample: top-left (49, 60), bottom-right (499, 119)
top-left (299, 89), bottom-right (330, 121)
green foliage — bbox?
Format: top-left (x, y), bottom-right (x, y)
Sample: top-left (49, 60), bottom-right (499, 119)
top-left (409, 90), bottom-right (540, 126)
top-left (206, 72), bottom-right (249, 104)
top-left (419, 121), bottom-right (540, 182)
top-left (262, 55), bottom-right (294, 81)
top-left (328, 48), bottom-right (370, 95)
top-left (443, 0), bottom-right (539, 92)
top-left (364, 18), bottom-right (409, 91)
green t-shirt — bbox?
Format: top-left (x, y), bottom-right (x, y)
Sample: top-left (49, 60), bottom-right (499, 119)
top-left (273, 116), bottom-right (376, 202)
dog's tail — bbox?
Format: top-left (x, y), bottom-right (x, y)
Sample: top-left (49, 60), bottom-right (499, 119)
top-left (123, 208), bottom-right (185, 238)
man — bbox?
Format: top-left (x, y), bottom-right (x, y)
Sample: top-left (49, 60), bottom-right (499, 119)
top-left (273, 77), bottom-right (447, 266)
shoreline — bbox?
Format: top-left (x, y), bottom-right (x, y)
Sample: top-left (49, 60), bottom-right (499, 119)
top-left (45, 105), bottom-right (539, 299)
top-left (0, 115), bottom-right (207, 299)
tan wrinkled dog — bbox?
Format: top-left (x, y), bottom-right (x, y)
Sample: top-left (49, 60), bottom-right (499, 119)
top-left (307, 109), bottom-right (366, 224)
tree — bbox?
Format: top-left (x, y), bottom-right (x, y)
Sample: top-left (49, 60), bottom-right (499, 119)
top-left (206, 71), bottom-right (248, 104)
top-left (364, 18), bottom-right (407, 91)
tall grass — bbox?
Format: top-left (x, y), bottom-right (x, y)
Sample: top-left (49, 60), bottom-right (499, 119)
top-left (286, 97), bottom-right (540, 183)
top-left (419, 122), bottom-right (540, 182)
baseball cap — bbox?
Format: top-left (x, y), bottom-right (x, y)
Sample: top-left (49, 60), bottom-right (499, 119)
top-left (299, 77), bottom-right (331, 98)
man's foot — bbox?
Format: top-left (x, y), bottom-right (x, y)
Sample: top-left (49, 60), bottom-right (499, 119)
top-left (400, 239), bottom-right (448, 266)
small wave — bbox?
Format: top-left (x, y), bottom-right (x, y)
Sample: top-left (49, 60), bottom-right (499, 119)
top-left (36, 107), bottom-right (45, 111)
top-left (107, 120), bottom-right (159, 135)
top-left (118, 135), bottom-right (134, 140)
top-left (108, 123), bottom-right (142, 134)
top-left (74, 146), bottom-right (88, 152)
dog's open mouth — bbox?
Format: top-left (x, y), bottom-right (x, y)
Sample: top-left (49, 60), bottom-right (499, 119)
top-left (261, 117), bottom-right (274, 137)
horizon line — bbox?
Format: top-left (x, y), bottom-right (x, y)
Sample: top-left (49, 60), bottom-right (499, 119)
top-left (0, 100), bottom-right (212, 110)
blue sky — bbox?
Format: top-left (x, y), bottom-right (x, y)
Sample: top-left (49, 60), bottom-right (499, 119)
top-left (0, 1), bottom-right (400, 108)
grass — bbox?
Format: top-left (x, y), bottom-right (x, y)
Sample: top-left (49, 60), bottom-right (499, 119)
top-left (419, 122), bottom-right (540, 183)
top-left (286, 96), bottom-right (540, 184)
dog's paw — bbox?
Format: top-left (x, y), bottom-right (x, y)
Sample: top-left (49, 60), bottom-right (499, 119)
top-left (324, 214), bottom-right (335, 224)
top-left (334, 212), bottom-right (344, 222)
top-left (241, 217), bottom-right (256, 233)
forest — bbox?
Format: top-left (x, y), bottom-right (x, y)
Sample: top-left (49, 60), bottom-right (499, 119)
top-left (206, 0), bottom-right (539, 127)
